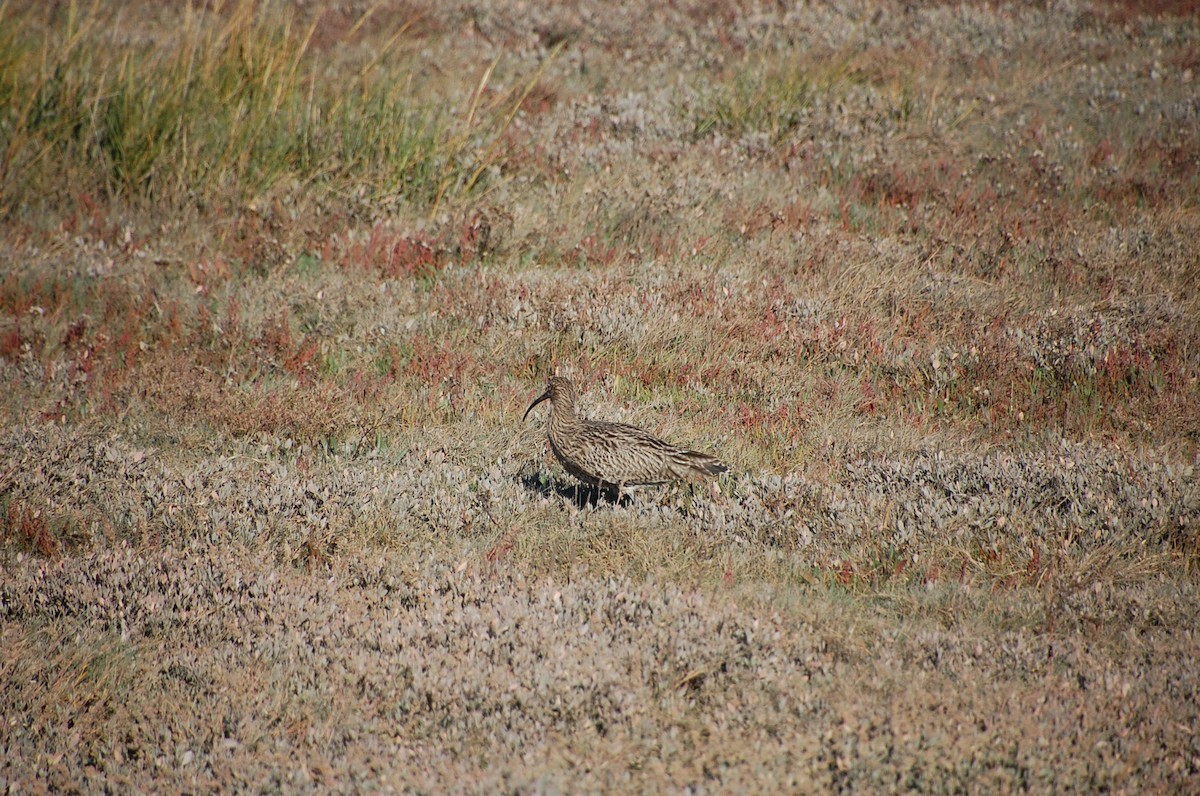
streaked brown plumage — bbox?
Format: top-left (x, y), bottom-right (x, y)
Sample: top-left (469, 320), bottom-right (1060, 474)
top-left (523, 376), bottom-right (727, 492)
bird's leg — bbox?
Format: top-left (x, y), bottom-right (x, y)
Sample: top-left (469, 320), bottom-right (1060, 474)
top-left (582, 482), bottom-right (601, 509)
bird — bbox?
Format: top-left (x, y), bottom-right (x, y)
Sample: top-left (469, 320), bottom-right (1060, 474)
top-left (523, 376), bottom-right (727, 499)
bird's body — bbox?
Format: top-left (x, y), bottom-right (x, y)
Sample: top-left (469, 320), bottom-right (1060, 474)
top-left (524, 377), bottom-right (727, 492)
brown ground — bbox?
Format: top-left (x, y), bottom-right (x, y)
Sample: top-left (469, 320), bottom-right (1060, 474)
top-left (2, 1), bottom-right (1198, 793)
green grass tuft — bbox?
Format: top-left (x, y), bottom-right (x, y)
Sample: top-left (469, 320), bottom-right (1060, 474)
top-left (0, 0), bottom-right (545, 217)
top-left (692, 52), bottom-right (855, 142)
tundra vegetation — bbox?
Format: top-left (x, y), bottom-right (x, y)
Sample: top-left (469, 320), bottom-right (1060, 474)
top-left (1, 0), bottom-right (1197, 792)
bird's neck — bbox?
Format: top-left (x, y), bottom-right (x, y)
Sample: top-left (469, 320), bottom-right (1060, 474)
top-left (549, 401), bottom-right (581, 435)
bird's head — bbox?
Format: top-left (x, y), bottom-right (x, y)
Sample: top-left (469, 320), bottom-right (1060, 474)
top-left (523, 376), bottom-right (577, 421)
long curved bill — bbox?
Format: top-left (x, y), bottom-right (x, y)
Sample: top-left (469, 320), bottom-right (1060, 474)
top-left (523, 389), bottom-right (551, 421)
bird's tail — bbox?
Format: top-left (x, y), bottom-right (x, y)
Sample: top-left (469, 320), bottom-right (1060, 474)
top-left (677, 450), bottom-right (728, 477)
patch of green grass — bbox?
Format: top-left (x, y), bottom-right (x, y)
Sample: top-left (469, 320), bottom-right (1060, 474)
top-left (294, 252), bottom-right (321, 277)
top-left (692, 53), bottom-right (848, 142)
top-left (0, 0), bottom-right (548, 217)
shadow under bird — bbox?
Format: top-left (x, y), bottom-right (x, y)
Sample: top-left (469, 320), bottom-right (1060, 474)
top-left (523, 376), bottom-right (727, 496)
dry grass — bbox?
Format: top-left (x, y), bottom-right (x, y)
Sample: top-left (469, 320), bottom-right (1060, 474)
top-left (2, 546), bottom-right (1197, 792)
top-left (2, 0), bottom-right (1199, 792)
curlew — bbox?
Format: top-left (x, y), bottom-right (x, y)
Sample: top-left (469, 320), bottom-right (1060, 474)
top-left (523, 376), bottom-right (727, 499)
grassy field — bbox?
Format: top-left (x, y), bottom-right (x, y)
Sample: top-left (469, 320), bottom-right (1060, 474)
top-left (2, 0), bottom-right (1198, 791)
